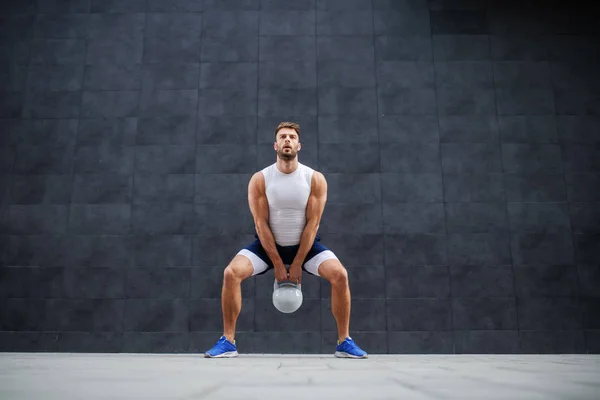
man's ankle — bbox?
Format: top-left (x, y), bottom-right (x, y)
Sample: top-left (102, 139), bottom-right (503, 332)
top-left (223, 334), bottom-right (235, 343)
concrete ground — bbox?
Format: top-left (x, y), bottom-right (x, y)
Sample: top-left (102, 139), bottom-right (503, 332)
top-left (0, 353), bottom-right (598, 400)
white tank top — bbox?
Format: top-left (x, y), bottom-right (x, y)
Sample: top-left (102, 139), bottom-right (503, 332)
top-left (261, 162), bottom-right (315, 246)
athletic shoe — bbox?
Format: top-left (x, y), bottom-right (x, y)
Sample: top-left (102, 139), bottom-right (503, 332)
top-left (334, 336), bottom-right (368, 359)
top-left (204, 335), bottom-right (238, 358)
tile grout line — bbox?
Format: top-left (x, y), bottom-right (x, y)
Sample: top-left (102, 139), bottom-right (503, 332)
top-left (370, 0), bottom-right (389, 354)
top-left (189, 0), bottom-right (203, 346)
top-left (489, 31), bottom-right (521, 353)
top-left (428, 4), bottom-right (455, 355)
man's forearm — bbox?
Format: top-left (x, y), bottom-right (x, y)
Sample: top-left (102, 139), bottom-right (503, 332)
top-left (293, 222), bottom-right (318, 266)
top-left (256, 221), bottom-right (284, 267)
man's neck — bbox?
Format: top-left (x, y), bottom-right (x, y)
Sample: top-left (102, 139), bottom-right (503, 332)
top-left (276, 158), bottom-right (299, 174)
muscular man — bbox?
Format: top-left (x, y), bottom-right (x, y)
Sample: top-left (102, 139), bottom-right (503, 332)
top-left (204, 122), bottom-right (367, 359)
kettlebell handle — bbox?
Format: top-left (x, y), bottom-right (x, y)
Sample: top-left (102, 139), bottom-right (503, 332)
top-left (277, 264), bottom-right (301, 289)
top-left (274, 279), bottom-right (301, 290)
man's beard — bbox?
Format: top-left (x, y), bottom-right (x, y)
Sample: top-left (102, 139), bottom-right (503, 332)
top-left (278, 147), bottom-right (296, 160)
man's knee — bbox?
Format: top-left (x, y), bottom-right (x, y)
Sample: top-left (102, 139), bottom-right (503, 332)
top-left (332, 265), bottom-right (348, 286)
top-left (320, 260), bottom-right (348, 286)
top-left (223, 255), bottom-right (254, 283)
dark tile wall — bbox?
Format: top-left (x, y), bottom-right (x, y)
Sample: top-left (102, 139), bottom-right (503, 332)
top-left (1, 0), bottom-right (599, 354)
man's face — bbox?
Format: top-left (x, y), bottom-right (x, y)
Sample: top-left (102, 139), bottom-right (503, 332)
top-left (274, 128), bottom-right (300, 161)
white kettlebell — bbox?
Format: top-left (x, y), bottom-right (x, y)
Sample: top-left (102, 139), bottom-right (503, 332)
top-left (272, 278), bottom-right (303, 314)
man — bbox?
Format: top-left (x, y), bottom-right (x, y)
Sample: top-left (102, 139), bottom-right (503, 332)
top-left (204, 122), bottom-right (367, 359)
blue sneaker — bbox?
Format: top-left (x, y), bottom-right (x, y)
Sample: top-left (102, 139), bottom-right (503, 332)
top-left (204, 335), bottom-right (238, 358)
top-left (335, 336), bottom-right (368, 359)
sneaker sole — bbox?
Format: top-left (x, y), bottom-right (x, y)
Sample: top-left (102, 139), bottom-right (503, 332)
top-left (204, 351), bottom-right (239, 358)
top-left (334, 351), bottom-right (368, 359)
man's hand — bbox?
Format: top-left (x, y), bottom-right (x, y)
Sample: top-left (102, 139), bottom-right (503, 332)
top-left (288, 261), bottom-right (302, 284)
top-left (274, 262), bottom-right (289, 283)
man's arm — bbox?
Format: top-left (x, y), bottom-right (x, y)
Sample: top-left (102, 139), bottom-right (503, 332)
top-left (248, 172), bottom-right (284, 268)
top-left (292, 171), bottom-right (328, 266)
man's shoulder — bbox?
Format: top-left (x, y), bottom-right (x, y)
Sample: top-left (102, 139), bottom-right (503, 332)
top-left (302, 163), bottom-right (323, 177)
top-left (300, 162), bottom-right (324, 177)
top-left (313, 170), bottom-right (325, 180)
top-left (253, 163), bottom-right (274, 177)
top-left (251, 170), bottom-right (266, 180)
top-left (249, 170), bottom-right (266, 186)
top-left (309, 170), bottom-right (326, 193)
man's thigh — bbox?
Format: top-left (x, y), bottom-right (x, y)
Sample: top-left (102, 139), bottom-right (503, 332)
top-left (302, 241), bottom-right (339, 277)
top-left (236, 238), bottom-right (273, 276)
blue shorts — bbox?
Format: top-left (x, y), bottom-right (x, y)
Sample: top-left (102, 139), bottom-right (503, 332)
top-left (237, 233), bottom-right (338, 277)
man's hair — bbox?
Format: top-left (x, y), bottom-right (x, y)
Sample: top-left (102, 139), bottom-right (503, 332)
top-left (275, 121), bottom-right (300, 139)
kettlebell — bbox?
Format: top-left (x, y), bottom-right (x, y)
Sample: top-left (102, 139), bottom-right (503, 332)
top-left (272, 279), bottom-right (303, 314)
